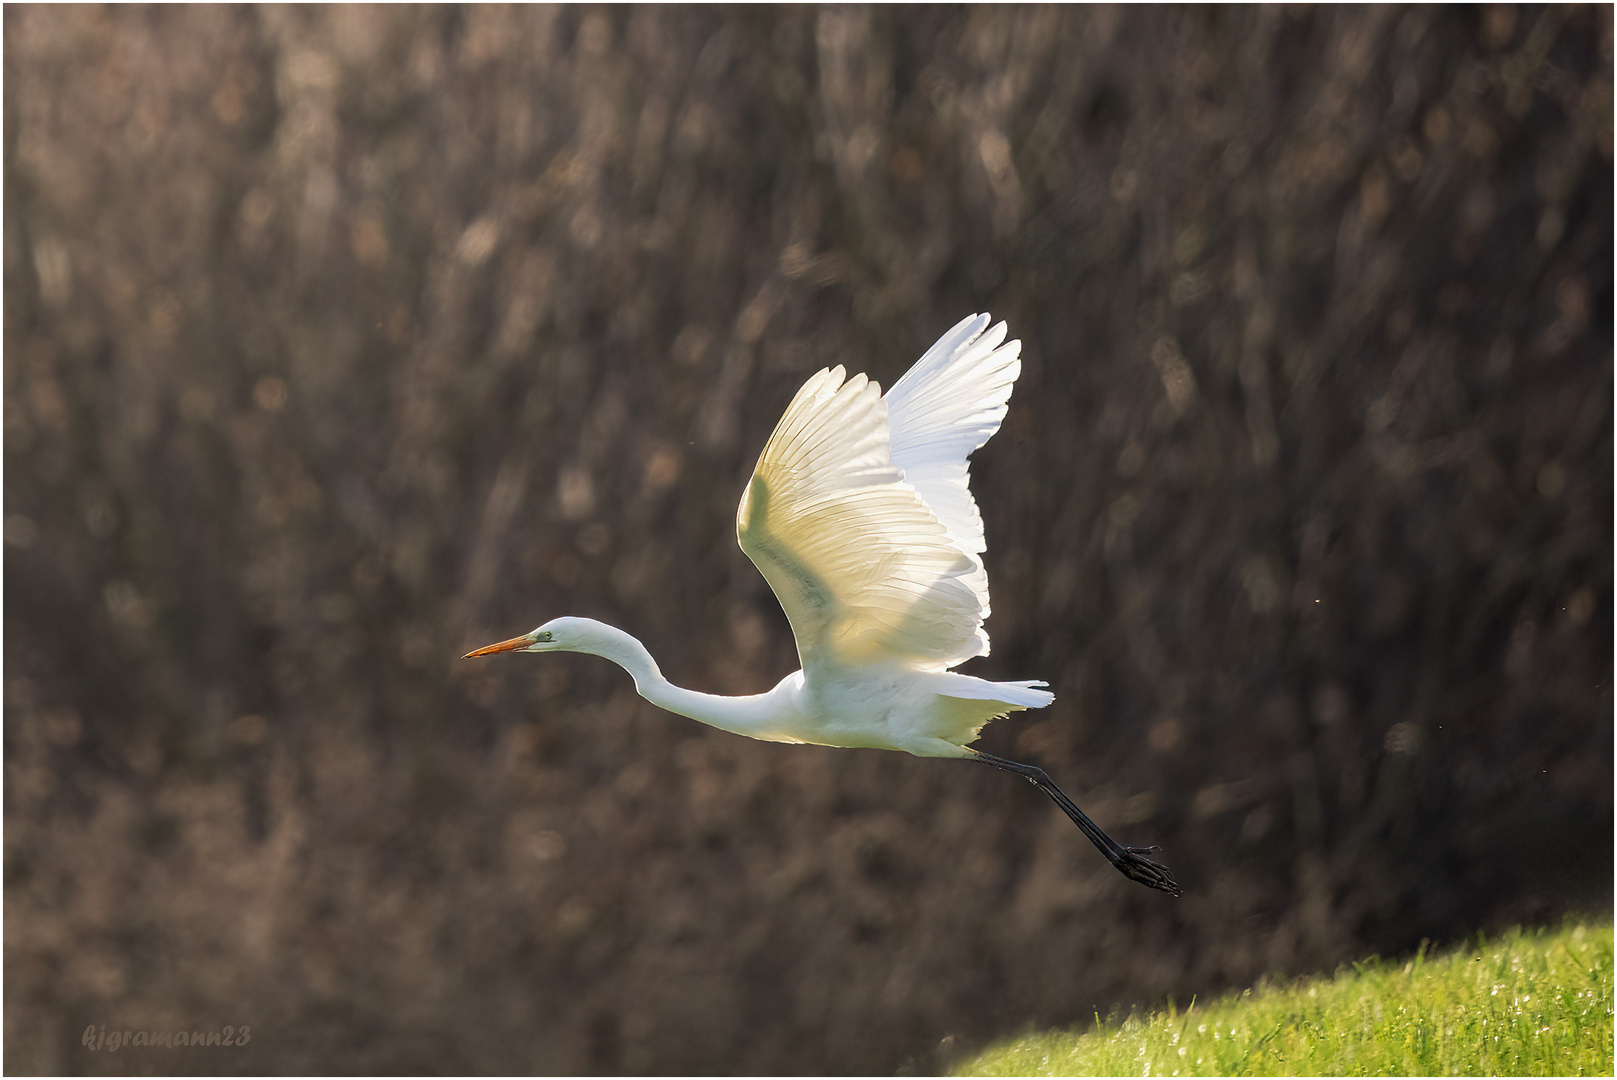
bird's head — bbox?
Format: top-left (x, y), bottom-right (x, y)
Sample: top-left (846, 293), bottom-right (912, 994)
top-left (463, 616), bottom-right (618, 659)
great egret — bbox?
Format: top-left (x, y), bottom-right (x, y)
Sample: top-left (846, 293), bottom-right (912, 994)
top-left (467, 314), bottom-right (1179, 895)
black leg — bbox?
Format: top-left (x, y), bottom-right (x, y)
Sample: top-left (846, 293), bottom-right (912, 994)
top-left (970, 750), bottom-right (1181, 896)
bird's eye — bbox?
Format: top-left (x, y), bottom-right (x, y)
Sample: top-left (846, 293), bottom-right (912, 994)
top-left (537, 631), bottom-right (553, 642)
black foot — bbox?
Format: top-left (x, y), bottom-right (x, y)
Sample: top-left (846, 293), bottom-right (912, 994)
top-left (1112, 845), bottom-right (1181, 896)
top-left (967, 751), bottom-right (1184, 898)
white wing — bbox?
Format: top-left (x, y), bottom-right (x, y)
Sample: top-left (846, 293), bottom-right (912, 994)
top-left (885, 313), bottom-right (1022, 656)
top-left (736, 315), bottom-right (1022, 671)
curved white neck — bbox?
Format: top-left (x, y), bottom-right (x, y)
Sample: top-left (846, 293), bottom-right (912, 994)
top-left (572, 623), bottom-right (793, 739)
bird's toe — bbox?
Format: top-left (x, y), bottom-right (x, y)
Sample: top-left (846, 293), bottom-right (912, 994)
top-left (1113, 848), bottom-right (1181, 897)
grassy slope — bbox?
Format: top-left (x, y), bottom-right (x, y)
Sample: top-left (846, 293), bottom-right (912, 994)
top-left (957, 921), bottom-right (1614, 1077)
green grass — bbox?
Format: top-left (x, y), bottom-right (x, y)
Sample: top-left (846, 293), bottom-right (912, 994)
top-left (956, 920), bottom-right (1614, 1076)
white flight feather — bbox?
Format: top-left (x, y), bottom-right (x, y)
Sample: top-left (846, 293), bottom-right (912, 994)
top-left (737, 315), bottom-right (1024, 674)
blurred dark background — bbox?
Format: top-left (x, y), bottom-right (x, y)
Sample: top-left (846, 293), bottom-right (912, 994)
top-left (4, 5), bottom-right (1611, 1075)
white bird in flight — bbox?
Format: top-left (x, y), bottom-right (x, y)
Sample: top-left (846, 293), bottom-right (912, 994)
top-left (467, 314), bottom-right (1179, 895)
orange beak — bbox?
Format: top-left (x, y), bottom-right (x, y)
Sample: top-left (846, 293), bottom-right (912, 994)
top-left (463, 634), bottom-right (532, 659)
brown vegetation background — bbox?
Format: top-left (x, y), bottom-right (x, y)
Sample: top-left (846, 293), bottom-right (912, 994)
top-left (5, 5), bottom-right (1611, 1075)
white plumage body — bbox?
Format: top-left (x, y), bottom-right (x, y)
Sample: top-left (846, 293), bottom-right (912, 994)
top-left (466, 314), bottom-right (1181, 895)
top-left (490, 315), bottom-right (1051, 756)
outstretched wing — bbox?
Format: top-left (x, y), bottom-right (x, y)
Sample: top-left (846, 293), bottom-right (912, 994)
top-left (736, 315), bottom-right (1023, 671)
top-left (737, 365), bottom-right (981, 670)
top-left (884, 313), bottom-right (1022, 657)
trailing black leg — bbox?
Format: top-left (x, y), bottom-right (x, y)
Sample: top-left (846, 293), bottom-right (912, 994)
top-left (970, 750), bottom-right (1180, 896)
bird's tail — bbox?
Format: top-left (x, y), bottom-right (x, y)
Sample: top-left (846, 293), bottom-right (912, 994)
top-left (987, 678), bottom-right (1055, 710)
top-left (909, 670), bottom-right (1054, 750)
top-left (927, 669), bottom-right (1054, 710)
